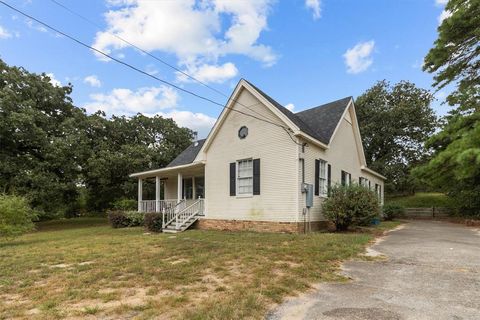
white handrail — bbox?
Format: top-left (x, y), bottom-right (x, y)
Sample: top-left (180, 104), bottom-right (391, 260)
top-left (164, 200), bottom-right (186, 227)
top-left (175, 199), bottom-right (204, 229)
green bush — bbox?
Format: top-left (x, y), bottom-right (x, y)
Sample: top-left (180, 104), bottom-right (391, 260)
top-left (382, 203), bottom-right (405, 220)
top-left (322, 184), bottom-right (380, 231)
top-left (107, 210), bottom-right (144, 228)
top-left (111, 198), bottom-right (137, 211)
top-left (0, 194), bottom-right (37, 238)
top-left (144, 213), bottom-right (163, 232)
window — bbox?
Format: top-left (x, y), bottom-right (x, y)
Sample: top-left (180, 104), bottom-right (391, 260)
top-left (360, 177), bottom-right (370, 189)
top-left (237, 159), bottom-right (253, 195)
top-left (318, 159), bottom-right (327, 196)
top-left (195, 176), bottom-right (205, 199)
top-left (341, 170), bottom-right (351, 186)
top-left (375, 184), bottom-right (382, 202)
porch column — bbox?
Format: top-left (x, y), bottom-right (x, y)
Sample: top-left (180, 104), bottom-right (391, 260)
top-left (177, 172), bottom-right (183, 203)
top-left (137, 178), bottom-right (143, 212)
top-left (192, 176), bottom-right (196, 200)
top-left (155, 176), bottom-right (161, 212)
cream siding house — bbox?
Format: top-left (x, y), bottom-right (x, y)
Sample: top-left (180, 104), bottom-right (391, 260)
top-left (130, 79), bottom-right (385, 233)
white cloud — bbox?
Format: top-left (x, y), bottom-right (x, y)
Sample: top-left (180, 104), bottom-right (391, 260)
top-left (305, 0), bottom-right (321, 19)
top-left (93, 0), bottom-right (277, 82)
top-left (178, 62), bottom-right (238, 84)
top-left (158, 110), bottom-right (216, 138)
top-left (26, 19), bottom-right (47, 33)
top-left (45, 73), bottom-right (61, 87)
top-left (435, 0), bottom-right (448, 6)
top-left (0, 25), bottom-right (11, 39)
top-left (83, 75), bottom-right (102, 87)
top-left (438, 10), bottom-right (452, 24)
top-left (343, 40), bottom-right (375, 74)
top-left (285, 103), bottom-right (295, 112)
top-left (84, 85), bottom-right (178, 115)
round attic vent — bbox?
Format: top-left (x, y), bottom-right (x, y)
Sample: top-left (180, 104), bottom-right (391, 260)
top-left (238, 126), bottom-right (248, 139)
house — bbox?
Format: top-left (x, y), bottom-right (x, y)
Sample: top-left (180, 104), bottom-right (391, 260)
top-left (130, 79), bottom-right (385, 233)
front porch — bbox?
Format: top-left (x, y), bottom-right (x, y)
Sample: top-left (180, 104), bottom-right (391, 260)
top-left (131, 162), bottom-right (205, 232)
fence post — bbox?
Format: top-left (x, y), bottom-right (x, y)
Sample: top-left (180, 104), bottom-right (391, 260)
top-left (433, 206), bottom-right (435, 218)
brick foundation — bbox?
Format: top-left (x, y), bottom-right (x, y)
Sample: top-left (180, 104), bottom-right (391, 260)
top-left (194, 218), bottom-right (332, 233)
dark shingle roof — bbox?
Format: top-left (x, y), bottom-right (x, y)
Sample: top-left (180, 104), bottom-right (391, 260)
top-left (245, 80), bottom-right (351, 144)
top-left (295, 97), bottom-right (352, 144)
top-left (166, 139), bottom-right (206, 168)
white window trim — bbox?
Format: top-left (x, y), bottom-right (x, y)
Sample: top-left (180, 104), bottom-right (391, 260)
top-left (236, 158), bottom-right (253, 197)
top-left (343, 171), bottom-right (352, 186)
top-left (318, 159), bottom-right (328, 197)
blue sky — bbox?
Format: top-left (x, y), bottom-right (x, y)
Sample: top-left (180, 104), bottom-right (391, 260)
top-left (0, 0), bottom-right (450, 137)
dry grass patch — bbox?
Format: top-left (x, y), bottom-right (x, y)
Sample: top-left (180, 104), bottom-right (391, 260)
top-left (0, 217), bottom-right (401, 319)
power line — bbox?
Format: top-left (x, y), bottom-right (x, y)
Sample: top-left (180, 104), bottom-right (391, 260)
top-left (47, 0), bottom-right (279, 125)
top-left (0, 0), bottom-right (287, 130)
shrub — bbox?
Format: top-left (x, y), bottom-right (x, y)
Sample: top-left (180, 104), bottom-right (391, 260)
top-left (111, 198), bottom-right (137, 211)
top-left (382, 203), bottom-right (405, 220)
top-left (0, 194), bottom-right (37, 238)
top-left (108, 210), bottom-right (144, 228)
top-left (322, 184), bottom-right (380, 231)
top-left (144, 213), bottom-right (163, 232)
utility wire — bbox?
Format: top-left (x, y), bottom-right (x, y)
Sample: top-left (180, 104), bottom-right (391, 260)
top-left (0, 1), bottom-right (286, 128)
top-left (47, 0), bottom-right (279, 126)
top-left (1, 1), bottom-right (303, 145)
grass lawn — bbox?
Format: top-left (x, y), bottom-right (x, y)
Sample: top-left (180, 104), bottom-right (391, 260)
top-left (0, 218), bottom-right (401, 319)
top-left (386, 192), bottom-right (455, 208)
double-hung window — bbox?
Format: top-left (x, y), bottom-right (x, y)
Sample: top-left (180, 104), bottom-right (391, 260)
top-left (237, 159), bottom-right (253, 195)
top-left (360, 177), bottom-right (370, 189)
top-left (341, 170), bottom-right (352, 186)
top-left (318, 159), bottom-right (328, 196)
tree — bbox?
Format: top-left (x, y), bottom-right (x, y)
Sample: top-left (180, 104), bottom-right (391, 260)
top-left (414, 0), bottom-right (480, 216)
top-left (355, 80), bottom-right (437, 194)
top-left (0, 194), bottom-right (37, 238)
top-left (82, 113), bottom-right (193, 211)
top-left (0, 58), bottom-right (194, 216)
top-left (0, 59), bottom-right (84, 218)
top-left (423, 0), bottom-right (479, 110)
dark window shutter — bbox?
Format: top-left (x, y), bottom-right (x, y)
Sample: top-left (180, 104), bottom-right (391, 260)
top-left (341, 170), bottom-right (345, 186)
top-left (314, 159), bottom-right (320, 196)
top-left (327, 164), bottom-right (331, 195)
top-left (349, 173), bottom-right (352, 185)
top-left (229, 162), bottom-right (236, 196)
top-left (253, 158), bottom-right (260, 195)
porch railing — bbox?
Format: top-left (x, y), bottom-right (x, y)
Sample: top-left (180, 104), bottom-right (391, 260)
top-left (139, 199), bottom-right (181, 213)
top-left (176, 199), bottom-right (204, 230)
top-left (163, 199), bottom-right (186, 228)
top-left (139, 200), bottom-right (156, 213)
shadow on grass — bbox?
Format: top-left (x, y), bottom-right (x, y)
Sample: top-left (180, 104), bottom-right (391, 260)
top-left (35, 217), bottom-right (108, 232)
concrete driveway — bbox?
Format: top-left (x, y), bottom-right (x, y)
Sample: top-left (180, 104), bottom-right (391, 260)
top-left (268, 221), bottom-right (480, 320)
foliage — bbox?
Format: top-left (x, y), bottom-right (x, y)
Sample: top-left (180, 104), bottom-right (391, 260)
top-left (386, 192), bottom-right (456, 208)
top-left (322, 184), bottom-right (381, 231)
top-left (416, 0), bottom-right (480, 217)
top-left (355, 80), bottom-right (437, 194)
top-left (423, 0), bottom-right (479, 106)
top-left (111, 198), bottom-right (137, 211)
top-left (0, 194), bottom-right (37, 238)
top-left (382, 203), bottom-right (405, 221)
top-left (107, 210), bottom-right (144, 228)
top-left (144, 212), bottom-right (163, 232)
top-left (0, 58), bottom-right (193, 216)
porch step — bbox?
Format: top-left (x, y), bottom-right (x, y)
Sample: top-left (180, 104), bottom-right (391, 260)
top-left (162, 216), bottom-right (199, 233)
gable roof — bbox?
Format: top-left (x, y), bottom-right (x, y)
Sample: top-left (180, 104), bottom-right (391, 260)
top-left (166, 139), bottom-right (206, 168)
top-left (245, 80), bottom-right (351, 144)
top-left (296, 97), bottom-right (352, 144)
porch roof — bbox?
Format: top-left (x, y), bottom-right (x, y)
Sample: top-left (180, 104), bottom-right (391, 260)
top-left (129, 161), bottom-right (205, 179)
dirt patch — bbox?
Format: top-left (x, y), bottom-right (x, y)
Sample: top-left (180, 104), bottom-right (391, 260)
top-left (170, 258), bottom-right (189, 265)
